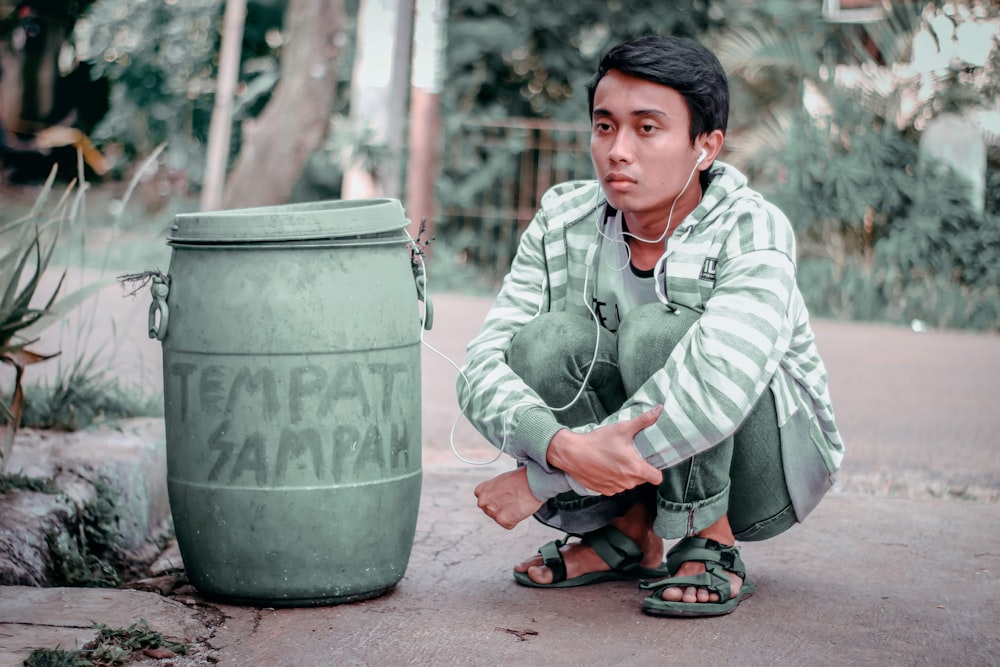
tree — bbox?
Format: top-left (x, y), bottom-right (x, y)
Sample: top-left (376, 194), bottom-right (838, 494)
top-left (223, 0), bottom-right (345, 208)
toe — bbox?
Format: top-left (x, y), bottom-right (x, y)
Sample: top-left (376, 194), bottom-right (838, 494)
top-left (514, 555), bottom-right (543, 574)
top-left (660, 586), bottom-right (684, 602)
top-left (527, 564), bottom-right (554, 585)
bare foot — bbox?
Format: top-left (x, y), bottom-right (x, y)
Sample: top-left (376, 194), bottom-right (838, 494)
top-left (514, 504), bottom-right (663, 585)
top-left (657, 514), bottom-right (743, 603)
top-left (657, 559), bottom-right (743, 603)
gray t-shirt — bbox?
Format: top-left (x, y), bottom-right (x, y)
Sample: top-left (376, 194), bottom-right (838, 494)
top-left (592, 208), bottom-right (659, 333)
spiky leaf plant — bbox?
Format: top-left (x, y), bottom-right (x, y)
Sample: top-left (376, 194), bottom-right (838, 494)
top-left (0, 167), bottom-right (111, 472)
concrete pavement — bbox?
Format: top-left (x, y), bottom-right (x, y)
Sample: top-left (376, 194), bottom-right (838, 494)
top-left (1, 291), bottom-right (999, 666)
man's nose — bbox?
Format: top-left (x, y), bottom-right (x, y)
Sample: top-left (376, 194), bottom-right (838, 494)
top-left (608, 131), bottom-right (634, 162)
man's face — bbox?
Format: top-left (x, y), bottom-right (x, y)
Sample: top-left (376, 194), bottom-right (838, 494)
top-left (590, 70), bottom-right (705, 229)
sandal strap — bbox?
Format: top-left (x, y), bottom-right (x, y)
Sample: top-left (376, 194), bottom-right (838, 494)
top-left (537, 538), bottom-right (569, 584)
top-left (664, 536), bottom-right (747, 580)
top-left (581, 525), bottom-right (643, 573)
top-left (532, 527), bottom-right (646, 585)
top-left (639, 569), bottom-right (735, 603)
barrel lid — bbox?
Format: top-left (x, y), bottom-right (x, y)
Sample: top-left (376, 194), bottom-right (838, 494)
top-left (169, 198), bottom-right (409, 243)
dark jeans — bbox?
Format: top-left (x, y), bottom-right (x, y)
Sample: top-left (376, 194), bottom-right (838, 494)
top-left (506, 304), bottom-right (795, 542)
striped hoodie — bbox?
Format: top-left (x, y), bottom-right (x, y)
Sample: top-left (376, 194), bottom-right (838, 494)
top-left (457, 162), bottom-right (844, 522)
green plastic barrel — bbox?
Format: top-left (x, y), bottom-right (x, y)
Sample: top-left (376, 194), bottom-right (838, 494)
top-left (149, 199), bottom-right (425, 606)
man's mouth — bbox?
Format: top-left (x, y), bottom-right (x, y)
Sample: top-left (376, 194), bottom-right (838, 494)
top-left (605, 173), bottom-right (635, 183)
top-left (605, 173), bottom-right (636, 191)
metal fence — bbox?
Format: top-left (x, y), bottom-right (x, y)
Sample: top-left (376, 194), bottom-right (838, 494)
top-left (438, 118), bottom-right (593, 277)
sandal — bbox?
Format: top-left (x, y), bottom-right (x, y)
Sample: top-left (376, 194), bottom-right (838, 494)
top-left (639, 536), bottom-right (755, 617)
top-left (513, 525), bottom-right (669, 588)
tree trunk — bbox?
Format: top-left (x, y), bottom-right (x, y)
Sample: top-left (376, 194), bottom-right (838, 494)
top-left (222, 0), bottom-right (345, 209)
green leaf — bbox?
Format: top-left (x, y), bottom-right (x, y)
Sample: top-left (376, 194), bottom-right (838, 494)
top-left (17, 277), bottom-right (116, 342)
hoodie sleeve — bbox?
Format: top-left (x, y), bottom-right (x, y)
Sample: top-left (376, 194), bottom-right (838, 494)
top-left (455, 199), bottom-right (580, 500)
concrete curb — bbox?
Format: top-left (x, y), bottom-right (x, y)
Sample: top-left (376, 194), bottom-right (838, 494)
top-left (0, 419), bottom-right (169, 586)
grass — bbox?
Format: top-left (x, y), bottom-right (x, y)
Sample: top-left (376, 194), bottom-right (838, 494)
top-left (25, 619), bottom-right (190, 667)
top-left (17, 354), bottom-right (163, 431)
top-left (45, 478), bottom-right (129, 588)
top-left (1, 471), bottom-right (154, 589)
top-left (0, 472), bottom-right (59, 494)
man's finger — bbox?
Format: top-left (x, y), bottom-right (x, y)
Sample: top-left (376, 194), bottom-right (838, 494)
top-left (625, 406), bottom-right (663, 486)
top-left (628, 404), bottom-right (663, 433)
top-left (641, 461), bottom-right (663, 485)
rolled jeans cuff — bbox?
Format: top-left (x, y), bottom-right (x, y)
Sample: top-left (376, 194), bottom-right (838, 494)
top-left (653, 480), bottom-right (731, 539)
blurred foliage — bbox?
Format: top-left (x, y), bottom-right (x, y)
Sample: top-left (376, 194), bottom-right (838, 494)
top-left (444, 0), bottom-right (719, 121)
top-left (26, 619), bottom-right (190, 667)
top-left (6, 0), bottom-right (994, 331)
top-left (0, 471), bottom-right (59, 494)
top-left (0, 151), bottom-right (166, 444)
top-left (725, 0), bottom-right (1000, 330)
top-left (18, 350), bottom-right (163, 431)
top-left (439, 0), bottom-right (722, 274)
top-left (72, 0), bottom-right (356, 191)
top-left (438, 0), bottom-right (1000, 330)
top-left (776, 102), bottom-right (1000, 329)
top-left (73, 0), bottom-right (222, 177)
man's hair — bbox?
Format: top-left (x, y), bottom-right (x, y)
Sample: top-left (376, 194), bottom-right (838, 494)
top-left (586, 35), bottom-right (730, 145)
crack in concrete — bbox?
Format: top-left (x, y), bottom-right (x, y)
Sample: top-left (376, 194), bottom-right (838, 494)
top-left (250, 609), bottom-right (264, 635)
top-left (0, 621), bottom-right (97, 629)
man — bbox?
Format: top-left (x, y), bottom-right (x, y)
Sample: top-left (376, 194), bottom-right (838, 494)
top-left (456, 35), bottom-right (843, 617)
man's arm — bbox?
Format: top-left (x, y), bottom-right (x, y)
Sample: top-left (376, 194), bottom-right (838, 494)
top-left (457, 183), bottom-right (610, 502)
top-left (474, 407), bottom-right (663, 529)
top-left (545, 406), bottom-right (663, 495)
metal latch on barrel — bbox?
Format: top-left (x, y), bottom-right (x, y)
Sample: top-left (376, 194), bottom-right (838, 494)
top-left (148, 274), bottom-right (170, 341)
top-left (413, 262), bottom-right (433, 331)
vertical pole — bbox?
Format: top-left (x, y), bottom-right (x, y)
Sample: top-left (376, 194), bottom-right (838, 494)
top-left (405, 0), bottom-right (447, 249)
top-left (201, 0), bottom-right (247, 211)
top-left (385, 1), bottom-right (414, 200)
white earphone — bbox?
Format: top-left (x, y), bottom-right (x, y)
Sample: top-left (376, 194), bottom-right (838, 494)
top-left (696, 147), bottom-right (708, 165)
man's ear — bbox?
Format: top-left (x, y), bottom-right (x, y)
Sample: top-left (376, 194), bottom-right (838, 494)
top-left (696, 130), bottom-right (725, 169)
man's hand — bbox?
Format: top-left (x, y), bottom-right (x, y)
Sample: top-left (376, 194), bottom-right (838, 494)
top-left (546, 405), bottom-right (664, 496)
top-left (474, 466), bottom-right (544, 530)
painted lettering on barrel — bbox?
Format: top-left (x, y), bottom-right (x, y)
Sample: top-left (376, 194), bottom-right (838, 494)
top-left (169, 360), bottom-right (415, 487)
top-left (226, 367), bottom-right (279, 420)
top-left (274, 426), bottom-right (324, 485)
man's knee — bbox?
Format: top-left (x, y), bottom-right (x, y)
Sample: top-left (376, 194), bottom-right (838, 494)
top-left (507, 312), bottom-right (598, 380)
top-left (618, 303), bottom-right (700, 389)
top-left (618, 303), bottom-right (699, 351)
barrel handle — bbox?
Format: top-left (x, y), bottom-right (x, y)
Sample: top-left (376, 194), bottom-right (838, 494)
top-left (148, 276), bottom-right (170, 340)
top-left (414, 266), bottom-right (433, 331)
